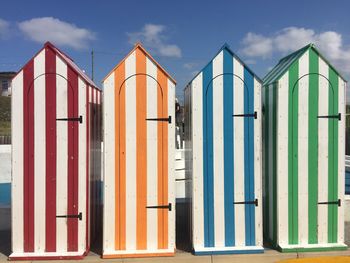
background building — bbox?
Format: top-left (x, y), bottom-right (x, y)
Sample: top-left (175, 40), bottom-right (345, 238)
top-left (0, 72), bottom-right (16, 97)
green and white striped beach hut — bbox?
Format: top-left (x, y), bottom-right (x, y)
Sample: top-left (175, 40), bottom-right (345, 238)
top-left (263, 44), bottom-right (347, 252)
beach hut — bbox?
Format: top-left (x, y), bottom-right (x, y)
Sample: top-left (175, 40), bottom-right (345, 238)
top-left (102, 43), bottom-right (176, 258)
top-left (262, 43), bottom-right (347, 252)
top-left (184, 44), bottom-right (263, 254)
top-left (10, 42), bottom-right (102, 260)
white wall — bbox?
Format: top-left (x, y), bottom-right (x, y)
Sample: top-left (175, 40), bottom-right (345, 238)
top-left (0, 145), bottom-right (11, 184)
top-left (0, 145), bottom-right (11, 230)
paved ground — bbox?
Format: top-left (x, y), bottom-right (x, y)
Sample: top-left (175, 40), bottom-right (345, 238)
top-left (1, 208), bottom-right (350, 262)
top-left (1, 226), bottom-right (350, 263)
top-left (0, 246), bottom-right (350, 263)
top-left (278, 256), bottom-right (350, 263)
top-left (1, 209), bottom-right (350, 262)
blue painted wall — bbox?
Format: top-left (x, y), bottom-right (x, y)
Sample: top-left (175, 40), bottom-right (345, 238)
top-left (0, 183), bottom-right (11, 206)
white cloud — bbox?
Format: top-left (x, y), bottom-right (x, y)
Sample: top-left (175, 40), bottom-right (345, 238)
top-left (183, 62), bottom-right (197, 69)
top-left (241, 32), bottom-right (273, 58)
top-left (274, 27), bottom-right (315, 53)
top-left (0, 18), bottom-right (10, 39)
top-left (241, 26), bottom-right (350, 75)
top-left (127, 24), bottom-right (182, 58)
top-left (244, 59), bottom-right (257, 65)
top-left (18, 17), bottom-right (95, 50)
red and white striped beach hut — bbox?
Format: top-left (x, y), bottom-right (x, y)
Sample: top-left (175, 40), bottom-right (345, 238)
top-left (10, 42), bottom-right (102, 260)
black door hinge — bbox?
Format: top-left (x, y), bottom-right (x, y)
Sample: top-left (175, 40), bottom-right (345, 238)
top-left (233, 111), bottom-right (257, 119)
top-left (146, 203), bottom-right (172, 211)
top-left (234, 199), bottom-right (258, 207)
top-left (318, 199), bottom-right (341, 207)
top-left (56, 212), bottom-right (82, 220)
top-left (317, 113), bottom-right (341, 121)
top-left (56, 115), bottom-right (83, 123)
top-left (146, 116), bottom-right (171, 124)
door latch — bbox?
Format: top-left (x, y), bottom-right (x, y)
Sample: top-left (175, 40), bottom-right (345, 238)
top-left (56, 115), bottom-right (83, 123)
top-left (146, 203), bottom-right (172, 211)
top-left (234, 199), bottom-right (258, 207)
top-left (317, 113), bottom-right (341, 121)
top-left (233, 111), bottom-right (257, 119)
top-left (146, 116), bottom-right (172, 124)
top-left (56, 212), bottom-right (82, 220)
top-left (318, 199), bottom-right (341, 207)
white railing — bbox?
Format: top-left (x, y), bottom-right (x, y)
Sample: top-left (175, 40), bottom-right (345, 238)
top-left (346, 155), bottom-right (350, 168)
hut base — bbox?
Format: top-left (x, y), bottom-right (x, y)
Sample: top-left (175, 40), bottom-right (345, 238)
top-left (193, 245), bottom-right (264, 255)
top-left (9, 251), bottom-right (87, 260)
top-left (277, 243), bottom-right (347, 253)
top-left (102, 248), bottom-right (175, 258)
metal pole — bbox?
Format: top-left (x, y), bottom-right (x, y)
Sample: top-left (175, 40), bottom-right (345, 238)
top-left (91, 50), bottom-right (94, 81)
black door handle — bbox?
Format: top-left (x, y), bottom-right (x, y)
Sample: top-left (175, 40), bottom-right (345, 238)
top-left (146, 116), bottom-right (172, 124)
top-left (56, 212), bottom-right (82, 220)
top-left (56, 115), bottom-right (83, 123)
top-left (317, 113), bottom-right (341, 121)
top-left (234, 199), bottom-right (258, 207)
top-left (318, 199), bottom-right (341, 207)
top-left (233, 111), bottom-right (257, 119)
top-left (146, 203), bottom-right (172, 211)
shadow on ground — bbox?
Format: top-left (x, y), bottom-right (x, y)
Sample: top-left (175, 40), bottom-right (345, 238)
top-left (176, 202), bottom-right (192, 252)
top-left (0, 208), bottom-right (350, 258)
top-left (346, 222), bottom-right (350, 246)
top-left (0, 230), bottom-right (10, 257)
top-left (0, 207), bottom-right (10, 257)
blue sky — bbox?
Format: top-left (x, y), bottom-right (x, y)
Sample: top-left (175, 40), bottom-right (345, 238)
top-left (1, 0), bottom-right (350, 102)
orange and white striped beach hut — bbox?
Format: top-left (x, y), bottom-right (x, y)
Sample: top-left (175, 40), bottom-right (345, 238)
top-left (102, 43), bottom-right (176, 258)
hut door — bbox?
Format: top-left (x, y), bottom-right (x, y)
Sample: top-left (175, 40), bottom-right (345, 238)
top-left (317, 76), bottom-right (339, 244)
top-left (291, 74), bottom-right (338, 245)
top-left (204, 74), bottom-right (257, 247)
top-left (55, 74), bottom-right (81, 252)
top-left (24, 73), bottom-right (81, 253)
top-left (117, 74), bottom-right (169, 250)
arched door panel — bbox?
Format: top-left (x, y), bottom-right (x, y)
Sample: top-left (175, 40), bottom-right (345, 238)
top-left (115, 73), bottom-right (170, 251)
top-left (290, 73), bottom-right (338, 245)
top-left (203, 72), bottom-right (257, 247)
top-left (24, 72), bottom-right (82, 253)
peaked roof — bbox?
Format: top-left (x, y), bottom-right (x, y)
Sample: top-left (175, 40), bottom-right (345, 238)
top-left (13, 42), bottom-right (99, 89)
top-left (102, 43), bottom-right (176, 84)
top-left (186, 43), bottom-right (263, 87)
top-left (263, 43), bottom-right (347, 86)
top-left (47, 42), bottom-right (98, 88)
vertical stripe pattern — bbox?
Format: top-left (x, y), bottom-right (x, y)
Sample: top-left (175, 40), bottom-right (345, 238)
top-left (203, 60), bottom-right (214, 247)
top-left (212, 52), bottom-right (224, 247)
top-left (102, 44), bottom-right (175, 257)
top-left (288, 59), bottom-right (299, 245)
top-left (45, 46), bottom-right (57, 252)
top-left (244, 67), bottom-right (255, 246)
top-left (23, 58), bottom-right (35, 252)
top-left (67, 67), bottom-right (79, 251)
top-left (11, 43), bottom-right (99, 258)
top-left (147, 58), bottom-right (158, 250)
top-left (56, 55), bottom-right (68, 253)
top-left (188, 46), bottom-right (263, 253)
top-left (299, 51), bottom-right (309, 245)
top-left (263, 45), bottom-right (346, 251)
top-left (157, 67), bottom-right (169, 250)
top-left (223, 49), bottom-right (235, 247)
top-left (318, 57), bottom-right (329, 244)
top-left (34, 50), bottom-right (46, 252)
top-left (136, 49), bottom-right (147, 250)
top-left (233, 57), bottom-right (246, 247)
top-left (277, 72), bottom-right (289, 246)
top-left (12, 70), bottom-right (24, 253)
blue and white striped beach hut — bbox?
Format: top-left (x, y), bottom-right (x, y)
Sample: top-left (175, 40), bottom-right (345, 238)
top-left (184, 44), bottom-right (263, 254)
